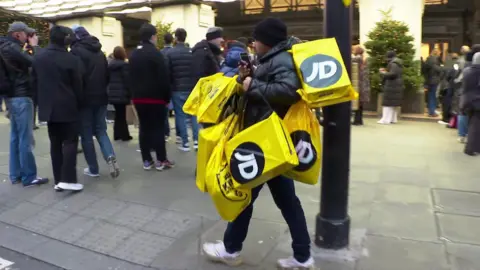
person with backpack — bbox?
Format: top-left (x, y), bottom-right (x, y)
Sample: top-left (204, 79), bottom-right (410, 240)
top-left (0, 21), bottom-right (48, 187)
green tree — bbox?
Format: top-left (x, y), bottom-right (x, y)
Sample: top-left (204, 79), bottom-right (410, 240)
top-left (155, 21), bottom-right (173, 49)
top-left (0, 9), bottom-right (49, 47)
top-left (364, 9), bottom-right (423, 94)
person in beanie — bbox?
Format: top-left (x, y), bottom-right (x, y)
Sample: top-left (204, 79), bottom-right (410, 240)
top-left (70, 25), bottom-right (120, 178)
top-left (202, 18), bottom-right (315, 269)
top-left (191, 26), bottom-right (224, 83)
top-left (128, 23), bottom-right (175, 170)
top-left (32, 26), bottom-right (84, 191)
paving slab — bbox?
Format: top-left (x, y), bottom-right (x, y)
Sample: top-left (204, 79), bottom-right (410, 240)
top-left (78, 197), bottom-right (127, 220)
top-left (0, 202), bottom-right (44, 225)
top-left (374, 183), bottom-right (432, 206)
top-left (142, 210), bottom-right (202, 238)
top-left (51, 192), bottom-right (100, 213)
top-left (433, 189), bottom-right (480, 216)
top-left (47, 214), bottom-right (98, 243)
top-left (437, 213), bottom-right (480, 245)
top-left (0, 222), bottom-right (49, 253)
top-left (109, 203), bottom-right (159, 230)
top-left (75, 221), bottom-right (134, 254)
top-left (446, 242), bottom-right (480, 270)
top-left (20, 208), bottom-right (72, 234)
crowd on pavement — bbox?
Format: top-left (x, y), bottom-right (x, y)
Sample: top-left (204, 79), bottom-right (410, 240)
top-left (0, 17), bottom-right (317, 269)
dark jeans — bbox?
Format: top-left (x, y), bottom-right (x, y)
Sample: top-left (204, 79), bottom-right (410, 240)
top-left (135, 103), bottom-right (167, 162)
top-left (441, 88), bottom-right (453, 122)
top-left (172, 91), bottom-right (199, 144)
top-left (48, 122), bottom-right (79, 184)
top-left (223, 176), bottom-right (311, 263)
top-left (353, 104), bottom-right (363, 125)
top-left (113, 104), bottom-right (131, 140)
top-left (427, 84), bottom-right (438, 116)
top-left (80, 105), bottom-right (116, 174)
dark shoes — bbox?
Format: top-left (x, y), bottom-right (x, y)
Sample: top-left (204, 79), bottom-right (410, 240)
top-left (23, 177), bottom-right (49, 187)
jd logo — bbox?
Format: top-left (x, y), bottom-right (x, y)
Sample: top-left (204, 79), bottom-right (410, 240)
top-left (300, 54), bottom-right (342, 88)
top-left (291, 130), bottom-right (317, 171)
top-left (230, 142), bottom-right (265, 184)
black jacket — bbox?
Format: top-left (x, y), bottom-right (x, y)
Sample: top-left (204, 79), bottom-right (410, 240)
top-left (461, 65), bottom-right (480, 112)
top-left (107, 59), bottom-right (130, 104)
top-left (0, 36), bottom-right (37, 98)
top-left (424, 55), bottom-right (443, 85)
top-left (32, 44), bottom-right (83, 123)
top-left (191, 40), bottom-right (222, 83)
top-left (129, 41), bottom-right (171, 102)
top-left (71, 36), bottom-right (109, 106)
top-left (381, 57), bottom-right (404, 107)
top-left (166, 43), bottom-right (195, 92)
top-left (243, 38), bottom-right (301, 128)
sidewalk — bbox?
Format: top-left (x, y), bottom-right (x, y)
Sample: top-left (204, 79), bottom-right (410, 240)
top-left (0, 118), bottom-right (478, 270)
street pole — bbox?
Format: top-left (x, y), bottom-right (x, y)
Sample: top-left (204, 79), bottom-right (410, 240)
top-left (315, 0), bottom-right (353, 249)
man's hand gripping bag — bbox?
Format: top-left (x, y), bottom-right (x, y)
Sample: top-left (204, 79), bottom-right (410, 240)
top-left (183, 73), bottom-right (223, 116)
top-left (283, 101), bottom-right (322, 185)
top-left (225, 112), bottom-right (299, 189)
top-left (291, 38), bottom-right (353, 105)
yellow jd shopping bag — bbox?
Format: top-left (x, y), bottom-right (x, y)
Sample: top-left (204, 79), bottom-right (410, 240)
top-left (206, 120), bottom-right (251, 222)
top-left (283, 101), bottom-right (322, 185)
top-left (196, 114), bottom-right (238, 192)
top-left (197, 75), bottom-right (239, 124)
top-left (291, 38), bottom-right (352, 104)
top-left (298, 86), bottom-right (358, 108)
top-left (183, 73), bottom-right (223, 116)
top-left (225, 112), bottom-right (299, 189)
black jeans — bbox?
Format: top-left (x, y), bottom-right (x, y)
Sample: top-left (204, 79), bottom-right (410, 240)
top-left (135, 103), bottom-right (167, 162)
top-left (47, 122), bottom-right (79, 184)
top-left (353, 104), bottom-right (363, 125)
top-left (223, 176), bottom-right (311, 263)
top-left (113, 104), bottom-right (131, 140)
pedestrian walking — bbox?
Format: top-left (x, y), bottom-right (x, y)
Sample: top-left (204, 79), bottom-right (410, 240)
top-left (71, 25), bottom-right (120, 178)
top-left (33, 26), bottom-right (84, 191)
top-left (129, 23), bottom-right (175, 171)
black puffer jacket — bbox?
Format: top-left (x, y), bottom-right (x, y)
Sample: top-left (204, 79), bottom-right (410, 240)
top-left (191, 40), bottom-right (222, 83)
top-left (71, 36), bottom-right (109, 106)
top-left (243, 37), bottom-right (301, 128)
top-left (382, 57), bottom-right (404, 107)
top-left (166, 43), bottom-right (195, 92)
top-left (107, 59), bottom-right (130, 104)
top-left (0, 36), bottom-right (36, 98)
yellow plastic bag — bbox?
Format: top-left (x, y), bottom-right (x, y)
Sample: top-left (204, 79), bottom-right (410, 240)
top-left (298, 86), bottom-right (358, 108)
top-left (225, 112), bottom-right (299, 189)
top-left (197, 75), bottom-right (239, 124)
top-left (183, 73), bottom-right (223, 116)
top-left (205, 115), bottom-right (251, 222)
top-left (283, 101), bottom-right (322, 185)
top-left (196, 114), bottom-right (238, 192)
top-left (291, 38), bottom-right (352, 105)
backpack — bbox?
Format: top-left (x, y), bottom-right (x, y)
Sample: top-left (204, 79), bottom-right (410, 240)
top-left (0, 44), bottom-right (13, 96)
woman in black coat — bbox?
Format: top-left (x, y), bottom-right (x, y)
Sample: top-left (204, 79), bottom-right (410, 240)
top-left (461, 52), bottom-right (480, 156)
top-left (378, 51), bottom-right (404, 125)
top-left (108, 46), bottom-right (132, 141)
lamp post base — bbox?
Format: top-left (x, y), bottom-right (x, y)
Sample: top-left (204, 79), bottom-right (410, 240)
top-left (314, 214), bottom-right (351, 249)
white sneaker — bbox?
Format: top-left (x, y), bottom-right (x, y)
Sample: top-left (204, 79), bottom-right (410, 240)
top-left (54, 184), bottom-right (63, 192)
top-left (202, 241), bottom-right (242, 266)
top-left (277, 257), bottom-right (315, 270)
top-left (178, 143), bottom-right (190, 152)
top-left (83, 168), bottom-right (100, 177)
top-left (377, 120), bottom-right (390, 125)
top-left (193, 141), bottom-right (198, 150)
top-left (438, 120), bottom-right (449, 125)
top-left (57, 182), bottom-right (84, 191)
top-left (458, 137), bottom-right (467, 144)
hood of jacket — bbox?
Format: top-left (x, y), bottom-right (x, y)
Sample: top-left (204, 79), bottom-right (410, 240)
top-left (108, 59), bottom-right (127, 71)
top-left (258, 36), bottom-right (299, 63)
top-left (192, 39), bottom-right (222, 56)
top-left (224, 46), bottom-right (246, 68)
top-left (73, 36), bottom-right (102, 53)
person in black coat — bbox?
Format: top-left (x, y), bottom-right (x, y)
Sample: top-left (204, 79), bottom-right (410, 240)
top-left (107, 46), bottom-right (132, 141)
top-left (71, 25), bottom-right (119, 179)
top-left (129, 23), bottom-right (174, 171)
top-left (191, 27), bottom-right (224, 84)
top-left (202, 18), bottom-right (314, 269)
top-left (378, 51), bottom-right (404, 125)
top-left (32, 26), bottom-right (84, 191)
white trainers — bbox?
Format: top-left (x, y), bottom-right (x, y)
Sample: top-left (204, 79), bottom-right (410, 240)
top-left (277, 257), bottom-right (315, 270)
top-left (57, 182), bottom-right (84, 191)
top-left (84, 168), bottom-right (100, 177)
top-left (202, 241), bottom-right (242, 266)
top-left (458, 137), bottom-right (467, 144)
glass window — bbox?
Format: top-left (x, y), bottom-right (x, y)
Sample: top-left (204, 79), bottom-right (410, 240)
top-left (243, 0), bottom-right (264, 14)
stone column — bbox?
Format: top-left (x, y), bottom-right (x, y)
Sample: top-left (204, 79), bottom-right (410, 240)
top-left (358, 0), bottom-right (424, 59)
top-left (151, 3), bottom-right (215, 46)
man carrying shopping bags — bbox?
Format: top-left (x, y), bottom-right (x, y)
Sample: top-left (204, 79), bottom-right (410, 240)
top-left (202, 18), bottom-right (315, 270)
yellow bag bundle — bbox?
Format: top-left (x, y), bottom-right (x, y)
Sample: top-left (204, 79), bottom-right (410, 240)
top-left (196, 114), bottom-right (238, 192)
top-left (297, 86), bottom-right (358, 108)
top-left (205, 115), bottom-right (251, 222)
top-left (283, 101), bottom-right (322, 185)
top-left (291, 38), bottom-right (354, 106)
top-left (197, 75), bottom-right (240, 124)
top-left (225, 112), bottom-right (299, 189)
top-left (183, 73), bottom-right (223, 116)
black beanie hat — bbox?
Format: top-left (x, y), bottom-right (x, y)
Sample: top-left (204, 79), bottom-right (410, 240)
top-left (50, 26), bottom-right (74, 46)
top-left (206, 27), bottom-right (223, 41)
top-left (139, 23), bottom-right (157, 42)
top-left (386, 51), bottom-right (396, 59)
top-left (253, 17), bottom-right (287, 48)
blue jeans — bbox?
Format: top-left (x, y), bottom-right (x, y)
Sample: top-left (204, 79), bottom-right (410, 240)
top-left (223, 176), bottom-right (311, 263)
top-left (8, 97), bottom-right (37, 184)
top-left (80, 105), bottom-right (115, 174)
top-left (427, 84), bottom-right (438, 116)
top-left (458, 114), bottom-right (469, 137)
top-left (172, 92), bottom-right (199, 144)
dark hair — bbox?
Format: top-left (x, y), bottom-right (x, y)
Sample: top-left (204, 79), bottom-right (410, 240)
top-left (236, 37), bottom-right (248, 46)
top-left (49, 25), bottom-right (74, 46)
top-left (175, 28), bottom-right (187, 43)
top-left (164, 33), bottom-right (173, 44)
top-left (139, 23), bottom-right (156, 42)
top-left (113, 46), bottom-right (127, 60)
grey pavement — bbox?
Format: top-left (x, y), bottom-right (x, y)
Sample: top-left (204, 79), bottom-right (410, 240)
top-left (0, 116), bottom-right (478, 270)
top-left (0, 246), bottom-right (62, 270)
